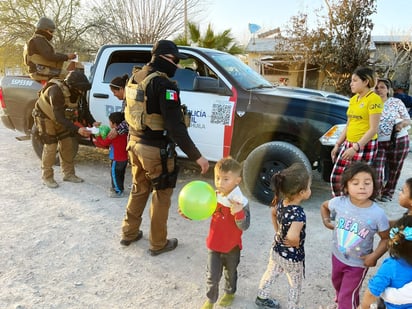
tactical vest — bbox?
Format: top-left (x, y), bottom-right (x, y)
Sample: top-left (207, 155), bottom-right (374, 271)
top-left (23, 34), bottom-right (64, 80)
top-left (35, 78), bottom-right (79, 122)
top-left (125, 71), bottom-right (168, 132)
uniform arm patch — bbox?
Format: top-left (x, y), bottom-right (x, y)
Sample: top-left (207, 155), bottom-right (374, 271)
top-left (165, 89), bottom-right (178, 101)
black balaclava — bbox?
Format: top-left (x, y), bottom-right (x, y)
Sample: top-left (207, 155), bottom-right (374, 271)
top-left (151, 55), bottom-right (178, 78)
top-left (69, 89), bottom-right (82, 103)
top-left (35, 29), bottom-right (53, 41)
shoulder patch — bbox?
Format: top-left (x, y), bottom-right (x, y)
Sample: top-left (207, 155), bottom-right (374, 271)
top-left (165, 89), bottom-right (178, 101)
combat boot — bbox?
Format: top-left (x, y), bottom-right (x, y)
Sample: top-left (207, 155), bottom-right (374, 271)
top-left (43, 178), bottom-right (59, 188)
top-left (63, 175), bottom-right (84, 183)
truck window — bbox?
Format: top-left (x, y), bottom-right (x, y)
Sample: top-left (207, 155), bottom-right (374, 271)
top-left (174, 57), bottom-right (219, 91)
top-left (173, 68), bottom-right (199, 91)
top-left (103, 50), bottom-right (151, 83)
top-left (211, 53), bottom-right (272, 90)
top-left (104, 62), bottom-right (144, 83)
top-left (102, 53), bottom-right (222, 92)
top-left (180, 58), bottom-right (218, 79)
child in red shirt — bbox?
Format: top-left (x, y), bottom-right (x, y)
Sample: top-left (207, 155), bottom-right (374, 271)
top-left (201, 157), bottom-right (250, 308)
top-left (94, 112), bottom-right (128, 198)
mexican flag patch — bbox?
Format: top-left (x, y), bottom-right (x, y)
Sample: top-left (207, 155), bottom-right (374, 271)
top-left (165, 89), bottom-right (178, 101)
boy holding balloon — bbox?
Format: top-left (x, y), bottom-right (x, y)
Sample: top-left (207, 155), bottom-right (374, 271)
top-left (94, 112), bottom-right (128, 198)
top-left (200, 157), bottom-right (250, 309)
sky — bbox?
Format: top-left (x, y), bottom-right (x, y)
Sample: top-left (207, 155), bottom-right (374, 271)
top-left (199, 0), bottom-right (412, 44)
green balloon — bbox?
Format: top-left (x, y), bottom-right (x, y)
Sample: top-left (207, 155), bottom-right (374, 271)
top-left (98, 125), bottom-right (111, 139)
top-left (178, 181), bottom-right (217, 221)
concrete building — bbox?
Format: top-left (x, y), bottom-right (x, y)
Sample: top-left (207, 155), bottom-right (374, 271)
top-left (245, 34), bottom-right (412, 94)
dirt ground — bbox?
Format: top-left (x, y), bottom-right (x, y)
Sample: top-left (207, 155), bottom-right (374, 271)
top-left (0, 123), bottom-right (410, 309)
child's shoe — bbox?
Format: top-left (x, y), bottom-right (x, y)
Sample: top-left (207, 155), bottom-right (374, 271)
top-left (109, 189), bottom-right (124, 198)
top-left (201, 299), bottom-right (214, 309)
top-left (218, 293), bottom-right (235, 307)
top-left (255, 296), bottom-right (280, 308)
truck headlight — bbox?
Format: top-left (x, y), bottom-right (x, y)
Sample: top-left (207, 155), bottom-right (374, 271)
top-left (319, 124), bottom-right (346, 146)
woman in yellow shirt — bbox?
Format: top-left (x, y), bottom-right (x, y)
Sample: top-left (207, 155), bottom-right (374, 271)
top-left (330, 66), bottom-right (383, 196)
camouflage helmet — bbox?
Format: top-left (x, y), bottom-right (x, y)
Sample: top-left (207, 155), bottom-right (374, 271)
top-left (36, 17), bottom-right (56, 31)
top-left (64, 71), bottom-right (91, 92)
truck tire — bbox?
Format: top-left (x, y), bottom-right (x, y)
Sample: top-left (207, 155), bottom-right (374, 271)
top-left (242, 141), bottom-right (311, 205)
top-left (319, 145), bottom-right (334, 182)
top-left (321, 159), bottom-right (334, 182)
top-left (31, 124), bottom-right (79, 165)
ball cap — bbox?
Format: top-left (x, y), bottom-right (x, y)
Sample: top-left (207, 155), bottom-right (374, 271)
top-left (152, 40), bottom-right (188, 59)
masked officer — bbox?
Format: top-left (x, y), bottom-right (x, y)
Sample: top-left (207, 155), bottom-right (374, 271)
top-left (120, 40), bottom-right (209, 255)
top-left (23, 17), bottom-right (77, 82)
top-left (32, 71), bottom-right (98, 188)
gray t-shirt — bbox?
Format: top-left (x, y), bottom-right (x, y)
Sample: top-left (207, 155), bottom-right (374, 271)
top-left (328, 196), bottom-right (389, 267)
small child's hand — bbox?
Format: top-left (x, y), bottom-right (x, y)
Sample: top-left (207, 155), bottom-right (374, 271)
top-left (177, 207), bottom-right (192, 220)
top-left (229, 199), bottom-right (243, 215)
top-left (360, 254), bottom-right (377, 267)
top-left (282, 237), bottom-right (299, 247)
top-left (107, 128), bottom-right (118, 139)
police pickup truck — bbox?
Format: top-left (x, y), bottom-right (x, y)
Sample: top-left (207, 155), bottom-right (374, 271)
top-left (0, 44), bottom-right (348, 204)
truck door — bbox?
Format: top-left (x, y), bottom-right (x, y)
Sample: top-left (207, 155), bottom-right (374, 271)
top-left (173, 57), bottom-right (235, 162)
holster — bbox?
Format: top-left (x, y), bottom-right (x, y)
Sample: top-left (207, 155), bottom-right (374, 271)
top-left (32, 108), bottom-right (71, 144)
top-left (181, 104), bottom-right (191, 128)
top-left (32, 108), bottom-right (57, 144)
top-left (150, 142), bottom-right (179, 190)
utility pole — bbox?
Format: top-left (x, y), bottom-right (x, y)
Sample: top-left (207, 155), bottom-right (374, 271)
top-left (184, 0), bottom-right (188, 42)
top-left (302, 57), bottom-right (307, 88)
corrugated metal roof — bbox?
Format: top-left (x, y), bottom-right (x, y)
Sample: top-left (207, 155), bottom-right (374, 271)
top-left (245, 35), bottom-right (411, 54)
top-left (372, 35), bottom-right (412, 43)
top-left (245, 38), bottom-right (279, 53)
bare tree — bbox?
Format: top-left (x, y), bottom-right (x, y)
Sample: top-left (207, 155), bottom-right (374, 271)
top-left (0, 0), bottom-right (105, 69)
top-left (377, 36), bottom-right (412, 84)
top-left (319, 0), bottom-right (376, 94)
top-left (0, 0), bottom-right (207, 71)
top-left (0, 0), bottom-right (94, 51)
top-left (87, 0), bottom-right (204, 45)
top-left (282, 0), bottom-right (376, 95)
